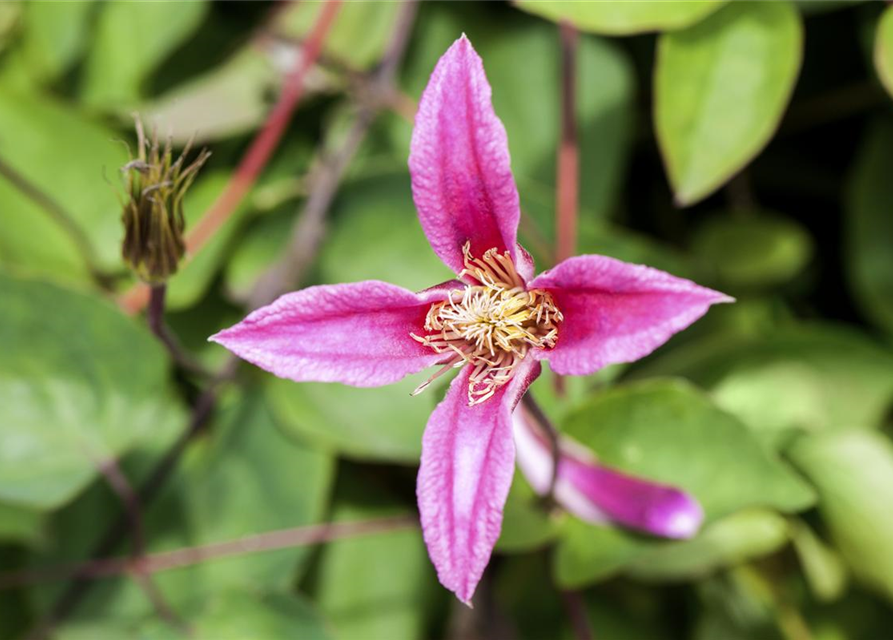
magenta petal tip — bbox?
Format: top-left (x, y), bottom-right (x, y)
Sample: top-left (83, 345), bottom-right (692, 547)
top-left (644, 488), bottom-right (704, 539)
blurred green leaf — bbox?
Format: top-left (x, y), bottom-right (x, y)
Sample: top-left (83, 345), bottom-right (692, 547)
top-left (636, 325), bottom-right (893, 438)
top-left (224, 210), bottom-right (293, 302)
top-left (692, 212), bottom-right (813, 289)
top-left (0, 274), bottom-right (185, 510)
top-left (142, 48), bottom-right (279, 146)
top-left (846, 118), bottom-right (893, 335)
top-left (554, 378), bottom-right (815, 587)
top-left (0, 2), bottom-right (19, 55)
top-left (0, 86), bottom-right (128, 282)
top-left (31, 389), bottom-right (333, 619)
top-left (790, 518), bottom-right (848, 602)
top-left (18, 0), bottom-right (94, 81)
top-left (625, 509), bottom-right (790, 582)
top-left (315, 475), bottom-right (435, 640)
top-left (875, 7), bottom-right (893, 98)
top-left (278, 1), bottom-right (400, 71)
top-left (267, 373), bottom-right (433, 464)
top-left (81, 1), bottom-right (208, 109)
top-left (0, 502), bottom-right (44, 545)
top-left (789, 430), bottom-right (893, 605)
top-left (497, 472), bottom-right (561, 553)
top-left (319, 174), bottom-right (452, 292)
top-left (516, 0), bottom-right (726, 36)
top-left (655, 1), bottom-right (802, 205)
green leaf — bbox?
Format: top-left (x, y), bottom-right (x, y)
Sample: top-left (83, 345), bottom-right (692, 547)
top-left (625, 509), bottom-right (790, 582)
top-left (553, 379), bottom-right (815, 588)
top-left (267, 373), bottom-right (433, 464)
top-left (0, 274), bottom-right (185, 510)
top-left (31, 389), bottom-right (333, 619)
top-left (789, 430), bottom-right (893, 605)
top-left (845, 118), bottom-right (893, 335)
top-left (636, 324), bottom-right (893, 438)
top-left (692, 212), bottom-right (813, 289)
top-left (0, 87), bottom-right (129, 281)
top-left (0, 501), bottom-right (44, 545)
top-left (318, 174), bottom-right (452, 292)
top-left (875, 7), bottom-right (893, 98)
top-left (655, 1), bottom-right (802, 205)
top-left (497, 472), bottom-right (561, 553)
top-left (18, 0), bottom-right (94, 81)
top-left (0, 2), bottom-right (19, 55)
top-left (516, 0), bottom-right (726, 36)
top-left (315, 475), bottom-right (436, 640)
top-left (81, 1), bottom-right (208, 109)
top-left (141, 48), bottom-right (281, 146)
top-left (789, 519), bottom-right (848, 602)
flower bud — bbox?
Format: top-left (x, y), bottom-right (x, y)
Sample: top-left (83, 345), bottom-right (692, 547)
top-left (121, 119), bottom-right (210, 284)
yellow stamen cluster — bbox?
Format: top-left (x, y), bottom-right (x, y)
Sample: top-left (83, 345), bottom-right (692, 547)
top-left (412, 243), bottom-right (562, 406)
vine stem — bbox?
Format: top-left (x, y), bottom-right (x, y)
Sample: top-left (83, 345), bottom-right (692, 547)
top-left (147, 284), bottom-right (210, 377)
top-left (2, 515), bottom-right (416, 589)
top-left (117, 0), bottom-right (344, 315)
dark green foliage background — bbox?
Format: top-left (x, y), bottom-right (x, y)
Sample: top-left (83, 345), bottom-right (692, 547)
top-left (1, 1), bottom-right (893, 638)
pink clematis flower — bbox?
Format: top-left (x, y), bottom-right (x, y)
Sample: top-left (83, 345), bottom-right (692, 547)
top-left (211, 35), bottom-right (731, 605)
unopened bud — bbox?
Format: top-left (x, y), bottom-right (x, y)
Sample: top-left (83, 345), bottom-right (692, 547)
top-left (121, 118), bottom-right (210, 284)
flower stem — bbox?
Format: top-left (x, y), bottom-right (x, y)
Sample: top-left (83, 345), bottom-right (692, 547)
top-left (147, 284), bottom-right (210, 377)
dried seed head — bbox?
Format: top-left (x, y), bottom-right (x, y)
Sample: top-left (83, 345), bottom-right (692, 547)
top-left (120, 118), bottom-right (210, 284)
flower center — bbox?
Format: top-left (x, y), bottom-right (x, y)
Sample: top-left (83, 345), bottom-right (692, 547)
top-left (411, 243), bottom-right (562, 406)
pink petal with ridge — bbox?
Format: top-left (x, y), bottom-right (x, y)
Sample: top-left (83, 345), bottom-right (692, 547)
top-left (417, 359), bottom-right (540, 605)
top-left (529, 255), bottom-right (732, 376)
top-left (513, 409), bottom-right (703, 539)
top-left (209, 281), bottom-right (448, 387)
top-left (409, 35), bottom-right (530, 280)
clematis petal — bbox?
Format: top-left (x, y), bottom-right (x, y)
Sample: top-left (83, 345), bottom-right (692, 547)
top-left (417, 358), bottom-right (540, 605)
top-left (409, 35), bottom-right (529, 280)
top-left (210, 281), bottom-right (449, 387)
top-left (528, 255), bottom-right (732, 376)
top-left (513, 409), bottom-right (703, 539)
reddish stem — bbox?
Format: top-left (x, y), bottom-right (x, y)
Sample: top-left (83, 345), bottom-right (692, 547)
top-left (554, 22), bottom-right (578, 396)
top-left (555, 21), bottom-right (579, 265)
top-left (117, 0), bottom-right (343, 315)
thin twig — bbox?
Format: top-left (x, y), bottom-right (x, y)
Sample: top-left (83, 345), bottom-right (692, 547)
top-left (561, 590), bottom-right (594, 640)
top-left (2, 515), bottom-right (416, 589)
top-left (0, 155), bottom-right (112, 289)
top-left (117, 0), bottom-right (344, 315)
top-left (250, 0), bottom-right (418, 308)
top-left (93, 457), bottom-right (185, 633)
top-left (521, 393), bottom-right (561, 504)
top-left (27, 367), bottom-right (232, 639)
